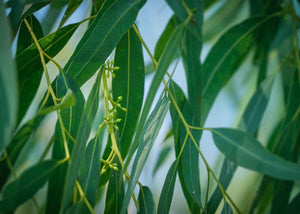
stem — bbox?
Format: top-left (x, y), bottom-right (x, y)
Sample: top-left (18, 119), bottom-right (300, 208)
top-left (132, 24), bottom-right (158, 69)
top-left (76, 181), bottom-right (95, 214)
top-left (24, 19), bottom-right (70, 162)
top-left (39, 135), bottom-right (55, 162)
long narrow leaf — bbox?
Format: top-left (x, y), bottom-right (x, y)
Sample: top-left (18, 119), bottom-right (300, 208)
top-left (112, 27), bottom-right (145, 158)
top-left (121, 97), bottom-right (170, 214)
top-left (138, 186), bottom-right (155, 214)
top-left (211, 128), bottom-right (300, 180)
top-left (65, 0), bottom-right (146, 86)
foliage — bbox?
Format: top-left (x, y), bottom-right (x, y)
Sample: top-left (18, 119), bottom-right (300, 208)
top-left (0, 0), bottom-right (299, 213)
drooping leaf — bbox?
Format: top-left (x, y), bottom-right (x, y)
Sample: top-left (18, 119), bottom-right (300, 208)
top-left (0, 160), bottom-right (59, 212)
top-left (154, 15), bottom-right (178, 61)
top-left (157, 161), bottom-right (177, 214)
top-left (126, 25), bottom-right (184, 166)
top-left (138, 186), bottom-right (155, 214)
top-left (46, 72), bottom-right (85, 214)
top-left (104, 160), bottom-right (125, 214)
top-left (65, 0), bottom-right (146, 86)
top-left (166, 0), bottom-right (203, 40)
top-left (169, 80), bottom-right (202, 211)
top-left (121, 97), bottom-right (170, 214)
top-left (16, 22), bottom-right (80, 123)
top-left (201, 15), bottom-right (279, 123)
top-left (60, 70), bottom-right (101, 213)
top-left (112, 27), bottom-right (145, 158)
top-left (211, 128), bottom-right (300, 180)
top-left (0, 1), bottom-right (18, 153)
top-left (76, 137), bottom-right (102, 213)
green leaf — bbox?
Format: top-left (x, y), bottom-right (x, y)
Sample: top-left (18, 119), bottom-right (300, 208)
top-left (121, 97), bottom-right (170, 214)
top-left (17, 14), bottom-right (44, 54)
top-left (221, 201), bottom-right (233, 214)
top-left (126, 25), bottom-right (184, 166)
top-left (0, 115), bottom-right (46, 191)
top-left (203, 0), bottom-right (243, 42)
top-left (65, 0), bottom-right (146, 86)
top-left (46, 72), bottom-right (85, 214)
top-left (0, 1), bottom-right (18, 153)
top-left (169, 81), bottom-right (202, 211)
top-left (238, 75), bottom-right (274, 134)
top-left (104, 160), bottom-right (125, 214)
top-left (16, 22), bottom-right (80, 123)
top-left (112, 27), bottom-right (145, 158)
top-left (157, 161), bottom-right (177, 214)
top-left (207, 159), bottom-right (236, 214)
top-left (201, 16), bottom-right (278, 123)
top-left (59, 0), bottom-right (84, 27)
top-left (138, 186), bottom-right (155, 214)
top-left (77, 137), bottom-right (102, 213)
top-left (154, 15), bottom-right (178, 61)
top-left (0, 160), bottom-right (59, 212)
top-left (60, 70), bottom-right (101, 214)
top-left (211, 128), bottom-right (300, 180)
top-left (166, 0), bottom-right (203, 40)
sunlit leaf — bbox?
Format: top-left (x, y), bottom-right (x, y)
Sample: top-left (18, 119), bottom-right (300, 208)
top-left (121, 97), bottom-right (170, 214)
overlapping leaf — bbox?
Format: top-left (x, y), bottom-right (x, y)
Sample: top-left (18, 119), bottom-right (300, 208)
top-left (138, 186), bottom-right (155, 214)
top-left (121, 97), bottom-right (170, 214)
top-left (65, 0), bottom-right (146, 86)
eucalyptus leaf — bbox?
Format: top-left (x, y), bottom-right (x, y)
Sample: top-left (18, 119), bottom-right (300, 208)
top-left (16, 22), bottom-right (80, 123)
top-left (113, 27), bottom-right (145, 158)
top-left (59, 70), bottom-right (101, 214)
top-left (121, 97), bottom-right (170, 214)
top-left (65, 0), bottom-right (146, 86)
top-left (59, 0), bottom-right (84, 27)
top-left (138, 186), bottom-right (155, 214)
top-left (0, 1), bottom-right (18, 153)
top-left (0, 160), bottom-right (59, 212)
top-left (211, 128), bottom-right (300, 180)
top-left (221, 201), bottom-right (233, 214)
top-left (157, 161), bottom-right (177, 214)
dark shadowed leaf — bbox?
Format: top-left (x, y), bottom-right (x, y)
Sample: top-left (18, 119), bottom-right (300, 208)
top-left (0, 160), bottom-right (59, 212)
top-left (60, 70), bottom-right (101, 213)
top-left (157, 161), bottom-right (177, 214)
top-left (284, 192), bottom-right (300, 214)
top-left (138, 186), bottom-right (155, 214)
top-left (0, 1), bottom-right (18, 153)
top-left (113, 27), bottom-right (145, 158)
top-left (121, 97), bottom-right (170, 214)
top-left (65, 0), bottom-right (146, 86)
top-left (211, 128), bottom-right (300, 180)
